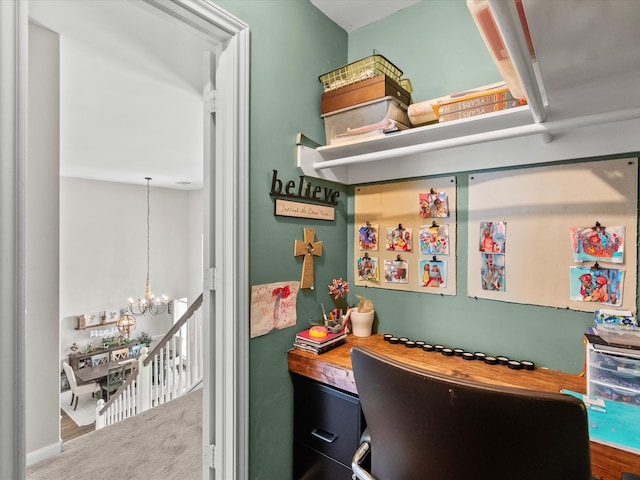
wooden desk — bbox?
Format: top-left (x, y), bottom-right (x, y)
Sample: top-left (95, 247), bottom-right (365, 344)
top-left (288, 334), bottom-right (639, 480)
top-left (74, 359), bottom-right (137, 384)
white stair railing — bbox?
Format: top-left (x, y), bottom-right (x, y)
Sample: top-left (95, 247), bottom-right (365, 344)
top-left (96, 294), bottom-right (203, 429)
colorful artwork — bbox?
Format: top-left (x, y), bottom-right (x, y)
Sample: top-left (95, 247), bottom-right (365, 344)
top-left (419, 191), bottom-right (449, 218)
top-left (481, 253), bottom-right (505, 292)
top-left (250, 281), bottom-right (300, 338)
top-left (419, 224), bottom-right (449, 255)
top-left (384, 258), bottom-right (409, 284)
top-left (569, 266), bottom-right (624, 306)
top-left (594, 309), bottom-right (637, 328)
top-left (357, 254), bottom-right (379, 282)
top-left (386, 226), bottom-right (412, 251)
top-left (479, 221), bottom-right (506, 254)
top-left (569, 226), bottom-right (624, 263)
top-left (419, 259), bottom-right (446, 288)
top-left (358, 223), bottom-right (379, 250)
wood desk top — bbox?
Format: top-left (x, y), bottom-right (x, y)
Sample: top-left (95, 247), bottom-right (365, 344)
top-left (288, 334), bottom-right (638, 480)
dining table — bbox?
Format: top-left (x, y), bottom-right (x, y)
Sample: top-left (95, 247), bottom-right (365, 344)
top-left (74, 358), bottom-right (137, 384)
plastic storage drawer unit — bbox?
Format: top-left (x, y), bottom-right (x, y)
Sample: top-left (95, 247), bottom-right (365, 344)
top-left (587, 341), bottom-right (640, 406)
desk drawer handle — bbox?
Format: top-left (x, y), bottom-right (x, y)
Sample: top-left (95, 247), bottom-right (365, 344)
top-left (311, 428), bottom-right (337, 443)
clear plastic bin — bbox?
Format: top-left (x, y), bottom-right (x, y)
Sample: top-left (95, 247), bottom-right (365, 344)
top-left (322, 96), bottom-right (409, 145)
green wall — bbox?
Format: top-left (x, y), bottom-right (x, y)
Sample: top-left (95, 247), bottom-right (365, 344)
top-left (345, 1), bottom-right (619, 375)
top-left (215, 1), bottom-right (348, 479)
top-left (348, 0), bottom-right (502, 102)
top-left (216, 1), bottom-right (636, 479)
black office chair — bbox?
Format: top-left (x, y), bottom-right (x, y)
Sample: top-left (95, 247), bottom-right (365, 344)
top-left (350, 346), bottom-right (592, 480)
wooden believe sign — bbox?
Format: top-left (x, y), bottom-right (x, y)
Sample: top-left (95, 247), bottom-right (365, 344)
top-left (270, 169), bottom-right (340, 206)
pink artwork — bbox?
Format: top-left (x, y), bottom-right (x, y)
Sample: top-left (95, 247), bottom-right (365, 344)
top-left (250, 281), bottom-right (300, 338)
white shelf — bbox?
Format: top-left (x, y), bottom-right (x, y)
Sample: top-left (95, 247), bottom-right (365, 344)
top-left (297, 0), bottom-right (640, 185)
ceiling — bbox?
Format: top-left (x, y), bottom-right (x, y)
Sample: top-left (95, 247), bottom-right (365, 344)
top-left (27, 0), bottom-right (415, 190)
top-left (310, 0), bottom-right (420, 32)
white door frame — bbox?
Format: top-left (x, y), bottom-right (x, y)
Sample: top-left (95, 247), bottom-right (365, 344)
top-left (0, 1), bottom-right (249, 479)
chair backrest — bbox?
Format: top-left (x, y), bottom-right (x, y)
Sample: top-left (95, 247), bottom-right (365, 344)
top-left (111, 348), bottom-right (129, 362)
top-left (351, 347), bottom-right (592, 480)
top-left (91, 352), bottom-right (109, 366)
top-left (129, 343), bottom-right (145, 357)
top-left (62, 362), bottom-right (77, 389)
top-left (105, 365), bottom-right (126, 389)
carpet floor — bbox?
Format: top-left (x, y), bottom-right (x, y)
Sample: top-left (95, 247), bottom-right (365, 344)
top-left (27, 389), bottom-right (202, 479)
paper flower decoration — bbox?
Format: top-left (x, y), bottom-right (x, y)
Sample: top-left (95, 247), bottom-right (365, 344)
top-left (328, 278), bottom-right (349, 300)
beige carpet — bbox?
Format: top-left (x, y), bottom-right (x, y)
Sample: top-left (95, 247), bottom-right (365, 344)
top-left (28, 389), bottom-right (202, 479)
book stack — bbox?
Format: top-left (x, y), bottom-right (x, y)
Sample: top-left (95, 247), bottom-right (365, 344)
top-left (293, 328), bottom-right (347, 355)
top-left (434, 83), bottom-right (527, 123)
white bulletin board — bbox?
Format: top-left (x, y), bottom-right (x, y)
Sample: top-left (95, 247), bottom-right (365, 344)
top-left (467, 158), bottom-right (637, 312)
top-left (354, 176), bottom-right (457, 295)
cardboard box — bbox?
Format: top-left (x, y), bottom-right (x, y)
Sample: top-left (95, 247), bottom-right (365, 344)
top-left (321, 75), bottom-right (411, 115)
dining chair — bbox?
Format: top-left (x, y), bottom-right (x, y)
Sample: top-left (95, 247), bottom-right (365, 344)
top-left (129, 343), bottom-right (145, 358)
top-left (90, 352), bottom-right (109, 366)
top-left (62, 362), bottom-right (100, 410)
top-left (100, 364), bottom-right (126, 400)
top-left (111, 347), bottom-right (129, 362)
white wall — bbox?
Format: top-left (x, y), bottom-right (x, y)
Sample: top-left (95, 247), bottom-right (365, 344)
top-left (59, 177), bottom-right (201, 357)
top-left (187, 189), bottom-right (203, 303)
top-left (26, 23), bottom-right (61, 462)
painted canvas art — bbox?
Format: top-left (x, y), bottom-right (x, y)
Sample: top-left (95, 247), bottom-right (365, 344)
top-left (419, 223), bottom-right (449, 255)
top-left (386, 226), bottom-right (412, 251)
top-left (358, 223), bottom-right (379, 250)
top-left (419, 191), bottom-right (448, 218)
top-left (250, 281), bottom-right (300, 338)
top-left (479, 221), bottom-right (506, 254)
top-left (569, 266), bottom-right (624, 306)
top-left (419, 259), bottom-right (446, 288)
top-left (357, 254), bottom-right (379, 282)
top-left (569, 225), bottom-right (624, 263)
top-left (481, 253), bottom-right (505, 292)
top-left (384, 258), bottom-right (409, 284)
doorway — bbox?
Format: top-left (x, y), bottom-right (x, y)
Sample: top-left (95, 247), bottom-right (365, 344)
top-left (1, 1), bottom-right (249, 479)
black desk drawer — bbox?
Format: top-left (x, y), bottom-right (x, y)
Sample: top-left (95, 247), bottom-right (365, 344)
top-left (293, 440), bottom-right (353, 480)
top-left (292, 374), bottom-right (362, 467)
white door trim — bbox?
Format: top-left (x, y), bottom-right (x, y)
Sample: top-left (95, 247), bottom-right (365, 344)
top-left (142, 2), bottom-right (250, 479)
top-left (0, 1), bottom-right (27, 478)
top-left (1, 1), bottom-right (249, 478)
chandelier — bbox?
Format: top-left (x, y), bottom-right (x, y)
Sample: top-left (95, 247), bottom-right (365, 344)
top-left (116, 312), bottom-right (137, 337)
top-left (128, 177), bottom-right (169, 315)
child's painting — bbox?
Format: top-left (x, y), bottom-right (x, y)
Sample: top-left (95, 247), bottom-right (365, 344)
top-left (419, 191), bottom-right (448, 218)
top-left (481, 253), bottom-right (505, 292)
top-left (594, 309), bottom-right (637, 328)
top-left (358, 223), bottom-right (379, 251)
top-left (386, 226), bottom-right (412, 252)
top-left (419, 259), bottom-right (447, 288)
top-left (419, 224), bottom-right (449, 255)
top-left (357, 254), bottom-right (379, 282)
top-left (250, 281), bottom-right (300, 338)
top-left (569, 266), bottom-right (624, 306)
top-left (479, 221), bottom-right (506, 254)
top-left (384, 258), bottom-right (409, 284)
top-left (569, 225), bottom-right (624, 263)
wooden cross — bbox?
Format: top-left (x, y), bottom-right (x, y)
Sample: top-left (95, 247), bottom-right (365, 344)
top-left (294, 228), bottom-right (323, 289)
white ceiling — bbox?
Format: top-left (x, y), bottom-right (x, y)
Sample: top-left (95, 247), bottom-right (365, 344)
top-left (28, 0), bottom-right (414, 189)
top-left (29, 0), bottom-right (218, 190)
top-left (310, 0), bottom-right (420, 32)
